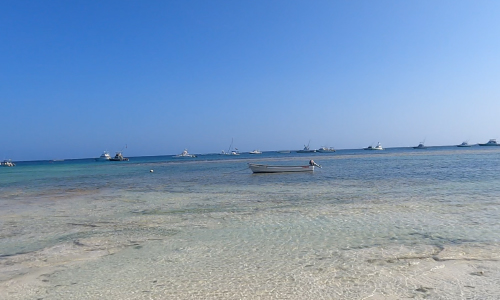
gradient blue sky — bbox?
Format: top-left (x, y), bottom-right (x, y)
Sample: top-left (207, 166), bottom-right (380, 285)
top-left (2, 0), bottom-right (500, 161)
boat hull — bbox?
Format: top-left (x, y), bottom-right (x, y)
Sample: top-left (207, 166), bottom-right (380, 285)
top-left (248, 163), bottom-right (314, 173)
top-left (478, 144), bottom-right (500, 146)
top-left (95, 156), bottom-right (111, 161)
top-left (1, 160), bottom-right (15, 167)
top-left (317, 147), bottom-right (336, 152)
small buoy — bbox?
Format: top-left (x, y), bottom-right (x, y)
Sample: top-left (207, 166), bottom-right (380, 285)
top-left (150, 169), bottom-right (154, 173)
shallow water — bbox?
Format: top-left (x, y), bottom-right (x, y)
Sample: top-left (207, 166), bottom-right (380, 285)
top-left (1, 147), bottom-right (500, 299)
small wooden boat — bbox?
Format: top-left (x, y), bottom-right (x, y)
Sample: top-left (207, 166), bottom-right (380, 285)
top-left (248, 162), bottom-right (319, 173)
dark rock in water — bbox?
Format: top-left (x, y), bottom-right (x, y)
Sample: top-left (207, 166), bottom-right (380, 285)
top-left (73, 240), bottom-right (85, 246)
top-left (416, 286), bottom-right (433, 293)
top-left (470, 271), bottom-right (485, 276)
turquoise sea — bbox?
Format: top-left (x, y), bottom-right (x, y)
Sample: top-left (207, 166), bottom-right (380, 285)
top-left (1, 147), bottom-right (500, 299)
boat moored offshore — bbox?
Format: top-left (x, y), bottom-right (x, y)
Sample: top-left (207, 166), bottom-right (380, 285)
top-left (174, 149), bottom-right (196, 158)
top-left (221, 138), bottom-right (240, 155)
top-left (364, 142), bottom-right (383, 150)
top-left (317, 146), bottom-right (336, 153)
top-left (109, 152), bottom-right (129, 161)
top-left (96, 151), bottom-right (111, 161)
top-left (296, 143), bottom-right (316, 153)
top-left (1, 159), bottom-right (15, 167)
top-left (413, 142), bottom-right (427, 149)
top-left (457, 141), bottom-right (472, 147)
top-left (478, 139), bottom-right (500, 146)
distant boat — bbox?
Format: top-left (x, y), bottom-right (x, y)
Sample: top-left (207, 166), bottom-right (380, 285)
top-left (317, 146), bottom-right (336, 153)
top-left (109, 152), bottom-right (129, 161)
top-left (364, 142), bottom-right (383, 150)
top-left (174, 149), bottom-right (196, 158)
top-left (249, 150), bottom-right (262, 154)
top-left (457, 141), bottom-right (471, 147)
top-left (1, 159), bottom-right (15, 167)
top-left (297, 141), bottom-right (316, 153)
top-left (413, 142), bottom-right (427, 149)
top-left (220, 150), bottom-right (239, 155)
top-left (221, 138), bottom-right (240, 155)
top-left (248, 160), bottom-right (321, 173)
top-left (478, 139), bottom-right (500, 146)
top-left (277, 150), bottom-right (291, 154)
top-left (96, 151), bottom-right (111, 161)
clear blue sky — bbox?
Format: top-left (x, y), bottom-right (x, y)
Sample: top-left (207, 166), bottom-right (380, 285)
top-left (2, 0), bottom-right (500, 161)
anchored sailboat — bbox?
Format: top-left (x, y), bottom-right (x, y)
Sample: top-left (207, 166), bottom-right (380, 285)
top-left (221, 138), bottom-right (239, 155)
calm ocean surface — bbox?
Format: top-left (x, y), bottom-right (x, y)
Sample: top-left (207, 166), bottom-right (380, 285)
top-left (1, 147), bottom-right (500, 299)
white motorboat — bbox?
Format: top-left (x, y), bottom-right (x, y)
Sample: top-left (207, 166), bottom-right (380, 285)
top-left (249, 150), bottom-right (262, 154)
top-left (364, 142), bottom-right (383, 150)
top-left (317, 146), bottom-right (336, 153)
top-left (174, 149), bottom-right (196, 158)
top-left (96, 151), bottom-right (111, 161)
top-left (478, 139), bottom-right (500, 146)
top-left (248, 162), bottom-right (319, 173)
top-left (1, 159), bottom-right (15, 167)
top-left (413, 142), bottom-right (427, 149)
top-left (457, 141), bottom-right (471, 147)
top-left (109, 152), bottom-right (129, 161)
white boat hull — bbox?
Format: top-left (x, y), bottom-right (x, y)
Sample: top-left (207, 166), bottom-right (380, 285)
top-left (248, 163), bottom-right (314, 173)
top-left (96, 151), bottom-right (111, 161)
top-left (96, 156), bottom-right (110, 161)
top-left (1, 160), bottom-right (15, 167)
top-left (317, 147), bottom-right (335, 152)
